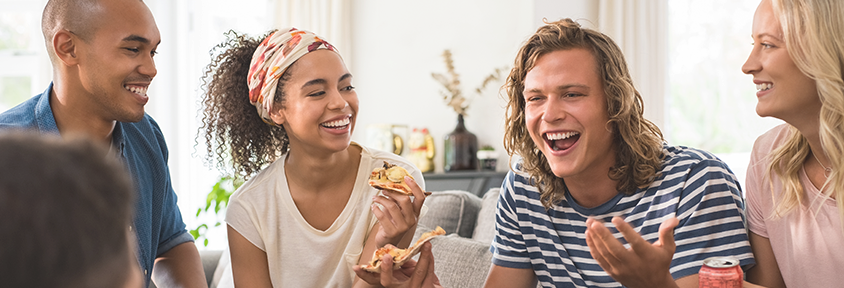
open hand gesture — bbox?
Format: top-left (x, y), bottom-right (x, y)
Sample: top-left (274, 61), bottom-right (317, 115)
top-left (585, 216), bottom-right (679, 288)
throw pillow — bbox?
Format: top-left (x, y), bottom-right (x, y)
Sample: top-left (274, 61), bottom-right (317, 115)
top-left (417, 190), bottom-right (481, 238)
top-left (471, 188), bottom-right (500, 245)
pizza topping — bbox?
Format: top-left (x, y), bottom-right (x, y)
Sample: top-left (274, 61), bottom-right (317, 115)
top-left (369, 161), bottom-right (414, 195)
top-left (372, 161), bottom-right (406, 183)
top-left (386, 166), bottom-right (406, 182)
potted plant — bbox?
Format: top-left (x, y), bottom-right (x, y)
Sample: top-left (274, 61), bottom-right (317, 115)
top-left (189, 175), bottom-right (243, 247)
top-left (476, 145), bottom-right (498, 171)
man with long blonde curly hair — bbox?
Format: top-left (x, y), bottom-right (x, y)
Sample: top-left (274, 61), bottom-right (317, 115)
top-left (485, 19), bottom-right (758, 287)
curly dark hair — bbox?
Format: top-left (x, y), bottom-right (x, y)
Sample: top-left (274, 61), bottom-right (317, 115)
top-left (199, 30), bottom-right (293, 179)
top-left (503, 19), bottom-right (664, 209)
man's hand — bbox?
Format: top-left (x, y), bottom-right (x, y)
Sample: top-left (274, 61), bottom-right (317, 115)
top-left (585, 216), bottom-right (679, 288)
top-left (353, 242), bottom-right (443, 288)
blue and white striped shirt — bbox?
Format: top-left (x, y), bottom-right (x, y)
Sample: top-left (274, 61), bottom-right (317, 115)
top-left (491, 145), bottom-right (754, 287)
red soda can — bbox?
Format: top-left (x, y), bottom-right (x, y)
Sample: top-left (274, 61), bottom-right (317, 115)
top-left (699, 256), bottom-right (742, 288)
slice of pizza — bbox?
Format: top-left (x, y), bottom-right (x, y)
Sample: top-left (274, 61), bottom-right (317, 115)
top-left (362, 226), bottom-right (446, 273)
top-left (369, 161), bottom-right (415, 195)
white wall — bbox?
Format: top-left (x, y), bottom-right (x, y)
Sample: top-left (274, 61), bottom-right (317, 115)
top-left (349, 0), bottom-right (596, 173)
top-left (534, 0), bottom-right (598, 29)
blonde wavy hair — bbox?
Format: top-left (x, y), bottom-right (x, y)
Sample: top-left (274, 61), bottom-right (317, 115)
top-left (766, 0), bottom-right (844, 228)
top-left (503, 19), bottom-right (664, 209)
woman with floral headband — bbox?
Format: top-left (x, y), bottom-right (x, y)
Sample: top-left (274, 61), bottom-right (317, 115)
top-left (199, 28), bottom-right (428, 287)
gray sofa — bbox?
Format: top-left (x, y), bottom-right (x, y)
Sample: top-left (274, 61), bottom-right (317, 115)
top-left (189, 188), bottom-right (501, 288)
top-left (413, 189), bottom-right (499, 287)
top-left (147, 249), bottom-right (226, 288)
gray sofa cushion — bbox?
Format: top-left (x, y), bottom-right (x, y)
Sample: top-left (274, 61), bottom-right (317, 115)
top-left (472, 188), bottom-right (500, 245)
top-left (417, 190), bottom-right (481, 238)
top-left (429, 234), bottom-right (493, 288)
top-left (149, 249), bottom-right (223, 288)
top-left (210, 248), bottom-right (231, 288)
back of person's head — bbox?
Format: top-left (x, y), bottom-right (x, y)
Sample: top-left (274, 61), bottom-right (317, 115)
top-left (0, 132), bottom-right (140, 288)
top-left (503, 18), bottom-right (664, 208)
top-left (200, 28), bottom-right (339, 179)
top-left (767, 0), bottom-right (844, 226)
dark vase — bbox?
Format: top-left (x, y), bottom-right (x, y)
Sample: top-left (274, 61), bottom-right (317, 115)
top-left (443, 114), bottom-right (478, 171)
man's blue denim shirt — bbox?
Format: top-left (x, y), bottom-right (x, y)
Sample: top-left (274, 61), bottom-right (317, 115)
top-left (0, 83), bottom-right (194, 286)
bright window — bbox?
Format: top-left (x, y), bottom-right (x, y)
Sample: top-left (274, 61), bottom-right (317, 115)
top-left (667, 0), bottom-right (783, 189)
top-left (0, 0), bottom-right (274, 250)
top-left (0, 0), bottom-right (49, 111)
top-left (144, 0), bottom-right (274, 250)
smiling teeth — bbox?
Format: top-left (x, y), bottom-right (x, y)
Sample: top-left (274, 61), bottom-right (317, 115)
top-left (546, 132), bottom-right (578, 140)
top-left (124, 85), bottom-right (148, 96)
top-left (756, 83), bottom-right (773, 91)
top-left (322, 117), bottom-right (350, 128)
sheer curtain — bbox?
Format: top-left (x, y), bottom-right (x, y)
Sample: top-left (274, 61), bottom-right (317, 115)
top-left (141, 0), bottom-right (352, 250)
top-left (273, 0), bottom-right (352, 68)
top-left (597, 0), bottom-right (668, 129)
top-left (145, 0), bottom-right (275, 249)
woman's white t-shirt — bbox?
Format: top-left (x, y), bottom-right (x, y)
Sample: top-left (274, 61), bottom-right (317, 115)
top-left (225, 143), bottom-right (425, 288)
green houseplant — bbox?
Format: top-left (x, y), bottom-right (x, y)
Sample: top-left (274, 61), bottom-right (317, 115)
top-left (189, 175), bottom-right (243, 247)
top-left (476, 145), bottom-right (498, 171)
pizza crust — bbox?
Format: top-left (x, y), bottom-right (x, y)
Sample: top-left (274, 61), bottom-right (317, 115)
top-left (361, 226), bottom-right (446, 273)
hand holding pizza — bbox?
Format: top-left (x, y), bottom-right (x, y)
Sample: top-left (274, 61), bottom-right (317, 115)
top-left (353, 242), bottom-right (443, 288)
top-left (369, 162), bottom-right (428, 247)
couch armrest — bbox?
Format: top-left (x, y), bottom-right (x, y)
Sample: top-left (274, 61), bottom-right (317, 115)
top-left (199, 250), bottom-right (223, 287)
top-left (147, 249), bottom-right (223, 288)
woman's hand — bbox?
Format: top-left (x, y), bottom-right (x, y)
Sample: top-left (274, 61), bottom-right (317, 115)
top-left (353, 242), bottom-right (443, 288)
top-left (370, 176), bottom-right (427, 247)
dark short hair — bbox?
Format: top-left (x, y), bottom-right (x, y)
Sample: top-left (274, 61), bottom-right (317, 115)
top-left (41, 0), bottom-right (99, 62)
top-left (0, 131), bottom-right (136, 288)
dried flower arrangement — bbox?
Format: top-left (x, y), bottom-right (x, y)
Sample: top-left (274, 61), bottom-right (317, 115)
top-left (431, 49), bottom-right (505, 116)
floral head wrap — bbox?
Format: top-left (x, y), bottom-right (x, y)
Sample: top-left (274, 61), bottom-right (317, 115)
top-left (247, 27), bottom-right (337, 125)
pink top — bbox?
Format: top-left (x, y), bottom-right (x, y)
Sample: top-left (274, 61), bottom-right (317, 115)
top-left (746, 124), bottom-right (844, 288)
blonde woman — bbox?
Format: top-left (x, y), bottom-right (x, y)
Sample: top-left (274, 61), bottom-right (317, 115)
top-left (742, 0), bottom-right (844, 287)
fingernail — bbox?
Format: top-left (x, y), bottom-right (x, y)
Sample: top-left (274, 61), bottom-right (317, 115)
top-left (405, 176), bottom-right (412, 183)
